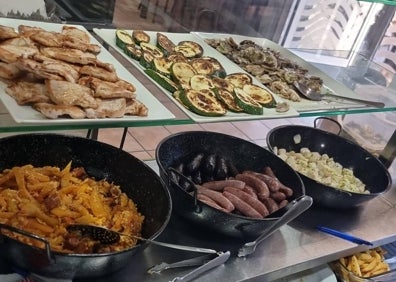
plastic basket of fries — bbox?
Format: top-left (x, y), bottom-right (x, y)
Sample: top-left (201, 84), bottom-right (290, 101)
top-left (330, 247), bottom-right (395, 281)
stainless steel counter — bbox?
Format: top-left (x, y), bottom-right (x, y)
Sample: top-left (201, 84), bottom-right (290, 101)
top-left (0, 161), bottom-right (394, 282)
top-left (77, 160), bottom-right (396, 282)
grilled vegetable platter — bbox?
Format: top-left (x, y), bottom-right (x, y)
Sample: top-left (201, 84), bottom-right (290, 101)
top-left (194, 32), bottom-right (370, 113)
top-left (93, 29), bottom-right (300, 122)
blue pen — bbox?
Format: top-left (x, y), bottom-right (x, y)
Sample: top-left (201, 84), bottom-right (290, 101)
top-left (316, 226), bottom-right (373, 246)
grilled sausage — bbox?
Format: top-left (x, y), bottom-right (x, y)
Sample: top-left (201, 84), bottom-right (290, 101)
top-left (223, 191), bottom-right (262, 219)
top-left (262, 197), bottom-right (279, 214)
top-left (242, 185), bottom-right (258, 199)
top-left (197, 186), bottom-right (234, 212)
top-left (224, 186), bottom-right (269, 217)
top-left (270, 191), bottom-right (287, 202)
top-left (244, 171), bottom-right (281, 192)
top-left (235, 173), bottom-right (269, 200)
top-left (263, 166), bottom-right (294, 197)
top-left (197, 193), bottom-right (230, 213)
top-left (202, 179), bottom-right (245, 191)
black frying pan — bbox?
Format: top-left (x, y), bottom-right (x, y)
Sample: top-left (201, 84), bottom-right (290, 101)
top-left (266, 125), bottom-right (392, 209)
top-left (155, 131), bottom-right (306, 239)
top-left (0, 133), bottom-right (172, 279)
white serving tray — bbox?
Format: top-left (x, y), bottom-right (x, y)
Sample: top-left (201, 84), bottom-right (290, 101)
top-left (93, 28), bottom-right (300, 123)
top-left (193, 32), bottom-right (368, 112)
top-left (0, 18), bottom-right (175, 125)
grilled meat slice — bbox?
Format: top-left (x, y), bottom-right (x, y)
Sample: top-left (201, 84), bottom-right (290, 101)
top-left (85, 98), bottom-right (127, 118)
top-left (125, 99), bottom-right (148, 116)
top-left (79, 65), bottom-right (118, 82)
top-left (46, 79), bottom-right (97, 108)
top-left (15, 57), bottom-right (64, 81)
top-left (62, 26), bottom-right (90, 43)
top-left (30, 31), bottom-right (64, 47)
top-left (78, 76), bottom-right (136, 99)
top-left (0, 62), bottom-right (24, 79)
top-left (33, 102), bottom-right (86, 119)
top-left (0, 25), bottom-right (19, 41)
top-left (5, 81), bottom-right (51, 105)
top-left (0, 44), bottom-right (38, 63)
top-left (18, 25), bottom-right (44, 37)
top-left (40, 47), bottom-right (97, 65)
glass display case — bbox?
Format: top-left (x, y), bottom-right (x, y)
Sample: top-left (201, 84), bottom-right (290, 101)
top-left (0, 1), bottom-right (395, 281)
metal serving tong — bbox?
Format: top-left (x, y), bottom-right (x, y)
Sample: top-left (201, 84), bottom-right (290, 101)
top-left (238, 195), bottom-right (313, 257)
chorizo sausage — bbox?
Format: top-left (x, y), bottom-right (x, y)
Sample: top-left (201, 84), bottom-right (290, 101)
top-left (224, 186), bottom-right (269, 217)
top-left (223, 191), bottom-right (262, 219)
top-left (235, 173), bottom-right (269, 200)
top-left (197, 186), bottom-right (234, 212)
top-left (202, 179), bottom-right (245, 191)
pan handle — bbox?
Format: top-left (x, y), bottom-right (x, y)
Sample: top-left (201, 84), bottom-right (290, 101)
top-left (314, 117), bottom-right (342, 135)
top-left (167, 168), bottom-right (201, 213)
top-left (0, 223), bottom-right (55, 262)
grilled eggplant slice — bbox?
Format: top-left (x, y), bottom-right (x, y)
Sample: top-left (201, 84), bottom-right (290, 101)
top-left (180, 89), bottom-right (226, 116)
top-left (242, 84), bottom-right (275, 107)
top-left (174, 41), bottom-right (203, 58)
top-left (132, 30), bottom-right (150, 45)
top-left (171, 62), bottom-right (197, 89)
top-left (234, 87), bottom-right (263, 115)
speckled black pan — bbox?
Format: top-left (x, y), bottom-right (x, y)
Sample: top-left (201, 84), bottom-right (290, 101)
top-left (155, 131), bottom-right (305, 239)
top-left (0, 133), bottom-right (171, 279)
top-left (266, 125), bottom-right (392, 209)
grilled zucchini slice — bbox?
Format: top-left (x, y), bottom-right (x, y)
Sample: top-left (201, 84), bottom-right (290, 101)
top-left (190, 58), bottom-right (214, 76)
top-left (152, 57), bottom-right (173, 77)
top-left (139, 52), bottom-right (155, 68)
top-left (201, 56), bottom-right (226, 78)
top-left (174, 41), bottom-right (203, 58)
top-left (225, 73), bottom-right (253, 88)
top-left (171, 62), bottom-right (197, 89)
top-left (140, 42), bottom-right (164, 58)
top-left (180, 89), bottom-right (226, 116)
top-left (212, 76), bottom-right (234, 92)
top-left (124, 44), bottom-right (142, 60)
top-left (172, 90), bottom-right (190, 109)
top-left (234, 87), bottom-right (263, 115)
top-left (145, 69), bottom-right (179, 93)
top-left (190, 74), bottom-right (215, 91)
top-left (115, 29), bottom-right (134, 50)
top-left (156, 32), bottom-right (175, 56)
top-left (215, 88), bottom-right (243, 112)
top-left (132, 30), bottom-right (150, 45)
top-left (242, 84), bottom-right (275, 107)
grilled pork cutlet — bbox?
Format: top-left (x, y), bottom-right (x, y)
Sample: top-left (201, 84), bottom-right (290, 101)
top-left (0, 25), bottom-right (19, 40)
top-left (0, 44), bottom-right (38, 63)
top-left (15, 57), bottom-right (64, 81)
top-left (125, 99), bottom-right (149, 116)
top-left (0, 62), bottom-right (24, 79)
top-left (62, 26), bottom-right (90, 43)
top-left (30, 31), bottom-right (64, 47)
top-left (85, 98), bottom-right (126, 118)
top-left (40, 47), bottom-right (97, 65)
top-left (46, 79), bottom-right (98, 108)
top-left (5, 81), bottom-right (51, 105)
top-left (34, 102), bottom-right (86, 119)
top-left (79, 65), bottom-right (118, 82)
top-left (18, 25), bottom-right (44, 37)
top-left (78, 76), bottom-right (136, 99)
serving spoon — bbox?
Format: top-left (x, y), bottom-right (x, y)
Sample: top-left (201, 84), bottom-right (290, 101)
top-left (66, 224), bottom-right (218, 254)
top-left (293, 81), bottom-right (385, 108)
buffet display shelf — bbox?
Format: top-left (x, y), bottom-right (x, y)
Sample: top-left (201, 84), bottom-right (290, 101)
top-left (77, 160), bottom-right (396, 282)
